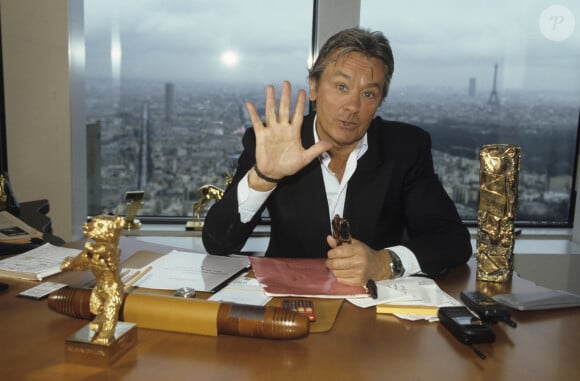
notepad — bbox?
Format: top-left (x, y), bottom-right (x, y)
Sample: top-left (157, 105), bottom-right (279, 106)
top-left (376, 304), bottom-right (439, 315)
top-left (371, 277), bottom-right (461, 319)
top-left (0, 243), bottom-right (81, 280)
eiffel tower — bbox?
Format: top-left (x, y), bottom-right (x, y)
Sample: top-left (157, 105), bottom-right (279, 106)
top-left (488, 63), bottom-right (500, 109)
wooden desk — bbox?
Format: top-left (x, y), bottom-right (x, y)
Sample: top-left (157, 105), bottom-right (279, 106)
top-left (1, 239), bottom-right (579, 381)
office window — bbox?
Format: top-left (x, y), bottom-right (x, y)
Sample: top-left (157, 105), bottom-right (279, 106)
top-left (361, 0), bottom-right (580, 225)
top-left (85, 0), bottom-right (313, 218)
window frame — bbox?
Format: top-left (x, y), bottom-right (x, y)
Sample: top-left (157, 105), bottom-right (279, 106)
top-left (84, 0), bottom-right (580, 229)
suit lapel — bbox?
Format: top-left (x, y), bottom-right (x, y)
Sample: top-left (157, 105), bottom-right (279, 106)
top-left (296, 114), bottom-right (332, 240)
top-left (343, 123), bottom-right (393, 244)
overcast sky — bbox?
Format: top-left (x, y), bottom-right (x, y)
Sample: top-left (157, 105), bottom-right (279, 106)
top-left (85, 0), bottom-right (580, 95)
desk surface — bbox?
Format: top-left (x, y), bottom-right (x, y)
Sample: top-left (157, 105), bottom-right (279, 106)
top-left (1, 238), bottom-right (579, 381)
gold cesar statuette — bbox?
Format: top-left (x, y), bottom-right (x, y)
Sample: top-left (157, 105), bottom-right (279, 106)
top-left (476, 144), bottom-right (521, 283)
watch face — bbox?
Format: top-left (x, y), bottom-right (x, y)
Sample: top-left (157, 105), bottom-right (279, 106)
top-left (390, 251), bottom-right (404, 278)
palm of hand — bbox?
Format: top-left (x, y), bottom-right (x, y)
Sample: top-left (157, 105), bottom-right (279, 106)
top-left (247, 81), bottom-right (331, 179)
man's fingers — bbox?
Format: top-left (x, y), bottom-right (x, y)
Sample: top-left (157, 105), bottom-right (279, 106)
top-left (245, 101), bottom-right (264, 128)
top-left (326, 235), bottom-right (338, 248)
top-left (291, 89), bottom-right (306, 126)
top-left (264, 84), bottom-right (277, 125)
top-left (329, 269), bottom-right (364, 286)
top-left (303, 140), bottom-right (332, 166)
top-left (278, 81), bottom-right (292, 123)
top-left (326, 257), bottom-right (349, 270)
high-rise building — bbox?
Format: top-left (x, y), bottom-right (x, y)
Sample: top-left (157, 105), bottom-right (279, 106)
top-left (165, 82), bottom-right (175, 122)
top-left (138, 102), bottom-right (151, 189)
top-left (468, 77), bottom-right (476, 97)
top-left (86, 121), bottom-right (102, 215)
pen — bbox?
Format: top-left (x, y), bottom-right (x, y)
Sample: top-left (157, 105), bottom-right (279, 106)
top-left (210, 266), bottom-right (250, 293)
top-left (332, 215), bottom-right (377, 299)
top-left (365, 279), bottom-right (378, 299)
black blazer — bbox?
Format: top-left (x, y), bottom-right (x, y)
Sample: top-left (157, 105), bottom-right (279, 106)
top-left (203, 113), bottom-right (472, 277)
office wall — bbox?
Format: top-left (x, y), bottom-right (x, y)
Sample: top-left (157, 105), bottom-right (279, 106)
top-left (0, 0), bottom-right (85, 241)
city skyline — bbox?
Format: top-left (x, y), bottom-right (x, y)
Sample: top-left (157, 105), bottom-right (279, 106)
top-left (85, 77), bottom-right (579, 225)
top-left (83, 0), bottom-right (579, 224)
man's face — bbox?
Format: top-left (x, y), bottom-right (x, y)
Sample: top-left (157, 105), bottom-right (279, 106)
top-left (309, 50), bottom-right (385, 152)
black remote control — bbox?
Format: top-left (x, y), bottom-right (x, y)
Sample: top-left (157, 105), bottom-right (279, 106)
top-left (460, 291), bottom-right (517, 327)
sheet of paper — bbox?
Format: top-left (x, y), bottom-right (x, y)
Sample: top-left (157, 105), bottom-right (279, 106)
top-left (208, 272), bottom-right (272, 306)
top-left (18, 281), bottom-right (68, 299)
top-left (133, 250), bottom-right (249, 292)
top-left (348, 277), bottom-right (461, 321)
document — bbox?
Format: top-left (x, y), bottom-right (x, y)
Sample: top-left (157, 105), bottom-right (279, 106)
top-left (208, 272), bottom-right (272, 306)
top-left (0, 243), bottom-right (81, 280)
top-left (249, 257), bottom-right (368, 298)
top-left (132, 250), bottom-right (250, 292)
top-left (348, 277), bottom-right (462, 322)
top-left (19, 281), bottom-right (68, 299)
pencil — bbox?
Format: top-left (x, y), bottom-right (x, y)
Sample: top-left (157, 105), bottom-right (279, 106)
top-left (124, 265), bottom-right (153, 290)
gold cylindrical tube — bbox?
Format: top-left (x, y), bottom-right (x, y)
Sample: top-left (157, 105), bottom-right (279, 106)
top-left (476, 144), bottom-right (521, 282)
top-left (48, 288), bottom-right (310, 339)
top-left (122, 293), bottom-right (221, 336)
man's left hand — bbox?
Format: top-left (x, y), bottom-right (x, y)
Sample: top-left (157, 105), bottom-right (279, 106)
top-left (326, 236), bottom-right (392, 286)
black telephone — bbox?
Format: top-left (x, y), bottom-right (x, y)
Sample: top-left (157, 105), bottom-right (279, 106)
top-left (438, 306), bottom-right (495, 359)
top-left (460, 291), bottom-right (517, 327)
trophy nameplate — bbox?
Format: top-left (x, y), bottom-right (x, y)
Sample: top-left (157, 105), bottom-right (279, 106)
top-left (185, 220), bottom-right (204, 231)
top-left (65, 322), bottom-right (137, 367)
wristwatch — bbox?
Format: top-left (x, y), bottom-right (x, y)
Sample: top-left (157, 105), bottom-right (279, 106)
top-left (388, 250), bottom-right (405, 279)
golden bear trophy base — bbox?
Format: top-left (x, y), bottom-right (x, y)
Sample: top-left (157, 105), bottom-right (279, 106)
top-left (185, 220), bottom-right (204, 231)
top-left (65, 322), bottom-right (137, 367)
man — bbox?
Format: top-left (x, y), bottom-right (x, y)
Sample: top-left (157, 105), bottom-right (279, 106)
top-left (202, 27), bottom-right (472, 286)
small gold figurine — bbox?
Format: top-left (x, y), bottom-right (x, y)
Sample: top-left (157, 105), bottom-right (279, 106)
top-left (0, 174), bottom-right (7, 210)
top-left (476, 144), bottom-right (520, 282)
top-left (61, 215), bottom-right (126, 345)
top-left (124, 191), bottom-right (144, 230)
top-left (187, 174), bottom-right (233, 231)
